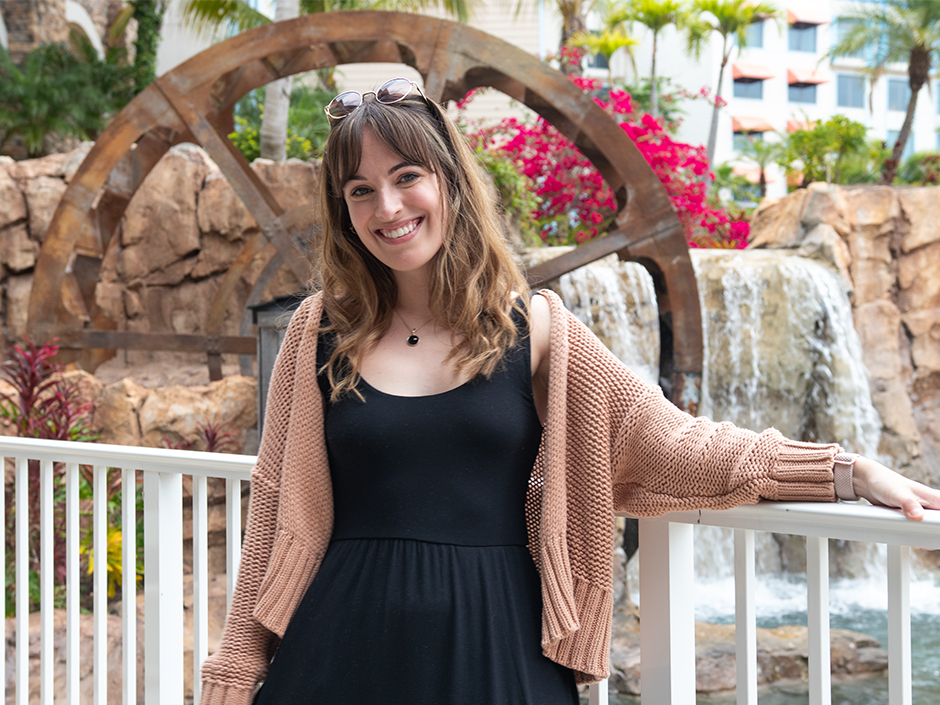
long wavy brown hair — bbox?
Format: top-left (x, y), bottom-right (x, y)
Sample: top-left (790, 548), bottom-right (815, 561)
top-left (317, 89), bottom-right (530, 400)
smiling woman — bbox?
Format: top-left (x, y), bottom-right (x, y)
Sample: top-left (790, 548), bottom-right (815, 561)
top-left (197, 77), bottom-right (940, 705)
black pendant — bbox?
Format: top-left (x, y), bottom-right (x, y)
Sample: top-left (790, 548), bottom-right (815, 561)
top-left (407, 334), bottom-right (420, 347)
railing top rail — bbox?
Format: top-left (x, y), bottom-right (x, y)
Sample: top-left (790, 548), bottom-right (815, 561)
top-left (621, 501), bottom-right (940, 549)
top-left (0, 436), bottom-right (255, 480)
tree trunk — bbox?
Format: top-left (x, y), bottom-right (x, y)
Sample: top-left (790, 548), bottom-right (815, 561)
top-left (259, 0), bottom-right (299, 161)
top-left (880, 46), bottom-right (930, 184)
top-left (650, 31), bottom-right (659, 118)
top-left (759, 170), bottom-right (766, 199)
top-left (560, 13), bottom-right (586, 76)
top-left (706, 37), bottom-right (730, 164)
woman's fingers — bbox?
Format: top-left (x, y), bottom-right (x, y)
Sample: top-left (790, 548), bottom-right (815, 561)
top-left (852, 457), bottom-right (940, 521)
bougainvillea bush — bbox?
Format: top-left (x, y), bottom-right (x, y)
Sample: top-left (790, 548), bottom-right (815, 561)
top-left (460, 78), bottom-right (748, 249)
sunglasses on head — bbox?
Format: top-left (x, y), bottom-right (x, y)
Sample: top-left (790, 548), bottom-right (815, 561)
top-left (324, 78), bottom-right (430, 120)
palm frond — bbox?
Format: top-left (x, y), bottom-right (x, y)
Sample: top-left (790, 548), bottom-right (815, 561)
top-left (178, 0), bottom-right (271, 38)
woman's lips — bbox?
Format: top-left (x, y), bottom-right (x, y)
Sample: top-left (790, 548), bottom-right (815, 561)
top-left (376, 217), bottom-right (422, 240)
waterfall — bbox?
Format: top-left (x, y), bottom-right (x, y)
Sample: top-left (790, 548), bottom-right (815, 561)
top-left (548, 248), bottom-right (896, 592)
top-left (556, 255), bottom-right (660, 387)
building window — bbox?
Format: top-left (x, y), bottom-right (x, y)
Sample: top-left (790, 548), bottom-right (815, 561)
top-left (789, 23), bottom-right (817, 52)
top-left (733, 131), bottom-right (765, 151)
top-left (733, 79), bottom-right (764, 99)
top-left (887, 130), bottom-right (915, 162)
top-left (789, 83), bottom-right (817, 103)
top-left (745, 21), bottom-right (764, 48)
top-left (888, 79), bottom-right (911, 112)
top-left (837, 75), bottom-right (865, 108)
top-left (834, 19), bottom-right (864, 59)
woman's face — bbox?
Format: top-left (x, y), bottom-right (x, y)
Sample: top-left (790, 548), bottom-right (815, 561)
top-left (343, 129), bottom-right (445, 284)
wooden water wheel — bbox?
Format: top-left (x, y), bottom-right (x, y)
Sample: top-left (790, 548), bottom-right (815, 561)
top-left (27, 11), bottom-right (704, 411)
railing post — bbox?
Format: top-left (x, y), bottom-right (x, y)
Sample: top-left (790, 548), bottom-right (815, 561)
top-left (887, 544), bottom-right (911, 705)
top-left (639, 518), bottom-right (696, 705)
top-left (734, 529), bottom-right (757, 705)
top-left (588, 678), bottom-right (608, 705)
top-left (806, 536), bottom-right (831, 705)
top-left (144, 470), bottom-right (184, 705)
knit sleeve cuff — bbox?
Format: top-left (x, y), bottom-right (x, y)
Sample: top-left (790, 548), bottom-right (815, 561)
top-left (199, 680), bottom-right (255, 705)
top-left (769, 438), bottom-right (839, 502)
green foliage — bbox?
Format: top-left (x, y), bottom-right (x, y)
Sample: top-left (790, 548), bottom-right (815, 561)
top-left (229, 83), bottom-right (333, 161)
top-left (778, 115), bottom-right (869, 187)
top-left (131, 0), bottom-right (167, 93)
top-left (473, 149), bottom-right (542, 247)
top-left (711, 162), bottom-right (759, 206)
top-left (897, 151), bottom-right (940, 185)
top-left (0, 42), bottom-right (135, 156)
top-left (839, 139), bottom-right (891, 184)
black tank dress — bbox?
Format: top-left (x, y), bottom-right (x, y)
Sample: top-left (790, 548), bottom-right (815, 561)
top-left (252, 312), bottom-right (579, 705)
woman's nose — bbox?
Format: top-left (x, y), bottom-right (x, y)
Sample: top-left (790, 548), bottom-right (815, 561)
top-left (375, 187), bottom-right (402, 220)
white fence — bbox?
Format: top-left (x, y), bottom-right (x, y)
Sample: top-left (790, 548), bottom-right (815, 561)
top-left (2, 436), bottom-right (938, 704)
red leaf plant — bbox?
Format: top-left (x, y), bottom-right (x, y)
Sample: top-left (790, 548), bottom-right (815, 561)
top-left (461, 77), bottom-right (748, 249)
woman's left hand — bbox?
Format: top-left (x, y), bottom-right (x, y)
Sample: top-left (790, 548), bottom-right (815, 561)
top-left (853, 456), bottom-right (940, 521)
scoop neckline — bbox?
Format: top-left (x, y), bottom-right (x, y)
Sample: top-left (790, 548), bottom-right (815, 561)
top-left (358, 375), bottom-right (474, 399)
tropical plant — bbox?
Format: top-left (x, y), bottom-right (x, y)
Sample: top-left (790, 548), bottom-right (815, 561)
top-left (461, 77), bottom-right (748, 248)
top-left (777, 115), bottom-right (869, 187)
top-left (829, 0), bottom-right (940, 184)
top-left (0, 41), bottom-right (135, 156)
top-left (734, 133), bottom-right (785, 198)
top-left (567, 25), bottom-right (638, 86)
top-left (179, 0), bottom-right (477, 159)
top-left (109, 0), bottom-right (168, 94)
top-left (610, 0), bottom-right (688, 118)
top-left (897, 151), bottom-right (940, 185)
top-left (0, 338), bottom-right (100, 614)
top-left (685, 0), bottom-right (777, 163)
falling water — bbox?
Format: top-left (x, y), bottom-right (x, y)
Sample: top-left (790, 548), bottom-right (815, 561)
top-left (556, 255), bottom-right (660, 387)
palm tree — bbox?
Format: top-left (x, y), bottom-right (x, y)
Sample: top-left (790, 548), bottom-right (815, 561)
top-left (686, 0), bottom-right (777, 164)
top-left (735, 132), bottom-right (784, 198)
top-left (179, 0), bottom-right (477, 160)
top-left (567, 20), bottom-right (638, 86)
top-left (830, 0), bottom-right (940, 184)
top-left (610, 0), bottom-right (687, 118)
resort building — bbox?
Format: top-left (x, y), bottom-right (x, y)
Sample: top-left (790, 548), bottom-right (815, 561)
top-left (625, 1), bottom-right (940, 197)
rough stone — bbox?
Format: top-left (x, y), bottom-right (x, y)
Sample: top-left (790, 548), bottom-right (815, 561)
top-left (897, 242), bottom-right (940, 313)
top-left (93, 378), bottom-right (150, 446)
top-left (0, 222), bottom-right (40, 272)
top-left (903, 309), bottom-right (940, 376)
top-left (844, 186), bottom-right (900, 235)
top-left (800, 181), bottom-right (852, 237)
top-left (137, 376), bottom-right (257, 449)
top-left (0, 157), bottom-right (28, 230)
top-left (3, 608), bottom-right (143, 705)
top-left (748, 188), bottom-right (807, 248)
top-left (797, 223), bottom-right (852, 287)
top-left (898, 187), bottom-right (940, 253)
top-left (196, 171), bottom-right (256, 241)
top-left (23, 175), bottom-right (68, 241)
top-left (191, 233), bottom-right (247, 279)
top-left (93, 281), bottom-right (124, 324)
top-left (5, 273), bottom-right (33, 338)
top-left (608, 618), bottom-right (887, 695)
top-left (61, 142), bottom-right (95, 183)
top-left (251, 157), bottom-right (320, 212)
top-left (8, 151), bottom-right (69, 180)
top-left (119, 146), bottom-right (211, 280)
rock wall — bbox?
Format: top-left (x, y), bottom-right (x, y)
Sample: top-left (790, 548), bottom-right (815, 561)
top-left (750, 183), bottom-right (940, 487)
top-left (0, 144), bottom-right (309, 370)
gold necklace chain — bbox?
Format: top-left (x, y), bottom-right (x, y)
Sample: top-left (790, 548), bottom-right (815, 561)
top-left (394, 309), bottom-right (434, 347)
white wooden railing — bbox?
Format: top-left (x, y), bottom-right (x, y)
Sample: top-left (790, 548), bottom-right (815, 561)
top-left (3, 436), bottom-right (938, 705)
top-left (1, 436), bottom-right (253, 705)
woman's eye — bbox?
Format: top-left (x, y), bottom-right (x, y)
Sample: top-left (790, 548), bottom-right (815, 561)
top-left (348, 186), bottom-right (371, 198)
top-left (399, 172), bottom-right (420, 185)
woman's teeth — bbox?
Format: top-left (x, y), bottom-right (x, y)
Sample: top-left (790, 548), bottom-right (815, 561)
top-left (380, 219), bottom-right (419, 239)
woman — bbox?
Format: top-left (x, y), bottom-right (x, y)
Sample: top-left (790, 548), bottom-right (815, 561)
top-left (200, 79), bottom-right (940, 705)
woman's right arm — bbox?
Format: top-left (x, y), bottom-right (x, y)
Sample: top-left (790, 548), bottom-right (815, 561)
top-left (199, 296), bottom-right (321, 705)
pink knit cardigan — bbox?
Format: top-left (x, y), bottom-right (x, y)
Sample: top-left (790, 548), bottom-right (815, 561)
top-left (199, 290), bottom-right (840, 704)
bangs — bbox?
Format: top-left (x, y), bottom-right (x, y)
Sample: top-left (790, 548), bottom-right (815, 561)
top-left (324, 97), bottom-right (447, 195)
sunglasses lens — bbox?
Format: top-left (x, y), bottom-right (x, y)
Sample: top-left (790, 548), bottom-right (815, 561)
top-left (327, 91), bottom-right (362, 118)
top-left (376, 78), bottom-right (414, 104)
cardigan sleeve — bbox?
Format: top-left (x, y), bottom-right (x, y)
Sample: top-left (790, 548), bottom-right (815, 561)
top-left (556, 296), bottom-right (839, 516)
top-left (199, 294), bottom-right (322, 705)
